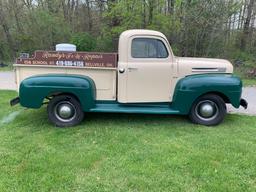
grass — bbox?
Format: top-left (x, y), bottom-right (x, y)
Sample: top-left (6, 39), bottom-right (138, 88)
top-left (0, 62), bottom-right (13, 71)
top-left (242, 79), bottom-right (256, 87)
top-left (0, 91), bottom-right (256, 191)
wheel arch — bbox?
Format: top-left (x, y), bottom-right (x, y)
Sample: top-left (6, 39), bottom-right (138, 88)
top-left (197, 91), bottom-right (230, 104)
top-left (47, 92), bottom-right (81, 103)
top-left (44, 92), bottom-right (82, 104)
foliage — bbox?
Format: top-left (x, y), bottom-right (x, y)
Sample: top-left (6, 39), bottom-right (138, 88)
top-left (0, 0), bottom-right (255, 63)
top-left (0, 90), bottom-right (256, 191)
top-left (19, 10), bottom-right (72, 53)
top-left (71, 33), bottom-right (96, 51)
top-left (0, 42), bottom-right (11, 61)
top-left (95, 34), bottom-right (114, 52)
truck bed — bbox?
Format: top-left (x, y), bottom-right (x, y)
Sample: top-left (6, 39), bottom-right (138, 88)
top-left (14, 51), bottom-right (118, 101)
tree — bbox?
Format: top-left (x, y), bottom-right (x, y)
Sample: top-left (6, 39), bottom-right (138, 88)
top-left (240, 0), bottom-right (255, 51)
top-left (0, 0), bottom-right (255, 61)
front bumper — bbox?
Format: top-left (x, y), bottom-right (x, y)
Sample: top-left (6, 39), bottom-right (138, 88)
top-left (240, 98), bottom-right (248, 109)
top-left (10, 97), bottom-right (20, 106)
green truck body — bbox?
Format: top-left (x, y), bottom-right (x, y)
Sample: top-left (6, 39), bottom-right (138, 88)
top-left (18, 73), bottom-right (243, 115)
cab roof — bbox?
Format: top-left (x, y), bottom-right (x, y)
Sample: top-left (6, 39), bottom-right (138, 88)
top-left (120, 29), bottom-right (166, 39)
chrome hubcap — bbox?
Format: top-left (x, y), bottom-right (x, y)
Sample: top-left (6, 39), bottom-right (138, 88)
top-left (195, 100), bottom-right (219, 121)
top-left (54, 102), bottom-right (76, 122)
top-left (200, 103), bottom-right (214, 118)
top-left (59, 104), bottom-right (73, 119)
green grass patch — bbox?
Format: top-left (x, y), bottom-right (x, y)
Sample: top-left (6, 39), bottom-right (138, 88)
top-left (0, 62), bottom-right (13, 71)
top-left (242, 79), bottom-right (256, 86)
top-left (0, 91), bottom-right (256, 191)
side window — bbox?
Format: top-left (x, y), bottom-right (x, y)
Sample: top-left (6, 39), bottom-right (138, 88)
top-left (131, 38), bottom-right (168, 58)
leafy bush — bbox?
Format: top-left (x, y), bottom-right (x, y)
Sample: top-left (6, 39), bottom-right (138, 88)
top-left (0, 42), bottom-right (12, 62)
top-left (71, 33), bottom-right (96, 51)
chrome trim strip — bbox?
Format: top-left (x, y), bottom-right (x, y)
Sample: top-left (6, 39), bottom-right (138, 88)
top-left (192, 67), bottom-right (226, 73)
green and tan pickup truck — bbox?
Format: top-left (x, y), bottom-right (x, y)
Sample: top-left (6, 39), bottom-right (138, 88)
top-left (11, 29), bottom-right (247, 127)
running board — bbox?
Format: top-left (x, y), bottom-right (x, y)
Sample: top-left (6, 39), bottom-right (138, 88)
top-left (89, 103), bottom-right (180, 114)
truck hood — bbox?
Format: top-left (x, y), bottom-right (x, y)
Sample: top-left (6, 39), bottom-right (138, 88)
top-left (176, 57), bottom-right (233, 77)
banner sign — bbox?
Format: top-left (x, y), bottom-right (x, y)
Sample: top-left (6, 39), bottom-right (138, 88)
top-left (16, 51), bottom-right (118, 68)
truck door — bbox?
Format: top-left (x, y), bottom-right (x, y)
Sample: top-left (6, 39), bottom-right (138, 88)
top-left (118, 36), bottom-right (174, 103)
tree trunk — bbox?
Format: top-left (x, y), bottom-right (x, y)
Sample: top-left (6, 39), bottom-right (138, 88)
top-left (148, 0), bottom-right (154, 25)
top-left (167, 0), bottom-right (175, 14)
top-left (240, 0), bottom-right (255, 50)
top-left (85, 0), bottom-right (92, 32)
top-left (237, 1), bottom-right (244, 30)
top-left (142, 0), bottom-right (146, 28)
top-left (248, 14), bottom-right (255, 51)
top-left (0, 0), bottom-right (16, 58)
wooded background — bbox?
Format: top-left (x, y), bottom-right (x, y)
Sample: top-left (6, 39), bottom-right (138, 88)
top-left (0, 0), bottom-right (255, 62)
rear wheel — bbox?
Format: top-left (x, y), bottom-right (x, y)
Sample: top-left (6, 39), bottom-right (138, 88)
top-left (47, 95), bottom-right (84, 127)
top-left (189, 94), bottom-right (226, 126)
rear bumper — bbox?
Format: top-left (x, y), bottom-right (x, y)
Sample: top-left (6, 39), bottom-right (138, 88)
top-left (240, 98), bottom-right (248, 109)
top-left (10, 97), bottom-right (20, 106)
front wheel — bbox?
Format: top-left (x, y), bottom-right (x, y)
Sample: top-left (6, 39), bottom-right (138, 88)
top-left (47, 95), bottom-right (84, 127)
top-left (189, 94), bottom-right (226, 126)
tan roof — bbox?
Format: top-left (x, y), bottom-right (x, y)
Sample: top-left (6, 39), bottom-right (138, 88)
top-left (120, 29), bottom-right (165, 39)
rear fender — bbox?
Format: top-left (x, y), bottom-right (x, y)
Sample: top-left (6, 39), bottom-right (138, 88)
top-left (19, 74), bottom-right (96, 111)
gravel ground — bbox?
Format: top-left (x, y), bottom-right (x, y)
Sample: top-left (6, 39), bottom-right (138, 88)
top-left (0, 71), bottom-right (255, 115)
top-left (227, 86), bottom-right (256, 115)
top-left (0, 71), bottom-right (16, 90)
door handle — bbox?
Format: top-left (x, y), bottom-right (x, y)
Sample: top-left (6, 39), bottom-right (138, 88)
top-left (119, 68), bottom-right (125, 73)
top-left (128, 67), bottom-right (138, 72)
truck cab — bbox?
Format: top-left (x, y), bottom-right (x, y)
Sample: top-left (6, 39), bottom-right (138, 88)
top-left (118, 30), bottom-right (234, 103)
top-left (11, 29), bottom-right (247, 127)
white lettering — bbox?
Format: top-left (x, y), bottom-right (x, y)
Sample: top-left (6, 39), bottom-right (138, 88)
top-left (56, 61), bottom-right (84, 67)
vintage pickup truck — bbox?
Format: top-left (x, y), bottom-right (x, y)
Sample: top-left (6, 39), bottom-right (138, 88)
top-left (10, 29), bottom-right (247, 127)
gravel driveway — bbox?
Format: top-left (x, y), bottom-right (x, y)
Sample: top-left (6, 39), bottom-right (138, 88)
top-left (0, 71), bottom-right (255, 115)
top-left (227, 87), bottom-right (255, 115)
top-left (0, 71), bottom-right (16, 90)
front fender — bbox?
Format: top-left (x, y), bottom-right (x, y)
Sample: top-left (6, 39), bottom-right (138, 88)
top-left (19, 74), bottom-right (96, 111)
top-left (171, 74), bottom-right (242, 114)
